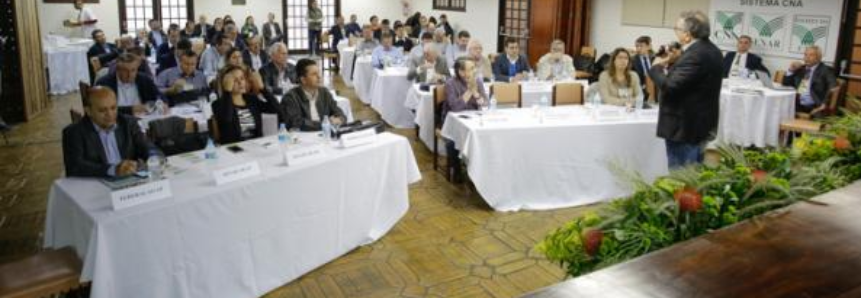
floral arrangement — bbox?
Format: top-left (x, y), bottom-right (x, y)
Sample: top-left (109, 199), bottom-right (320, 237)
top-left (538, 112), bottom-right (861, 278)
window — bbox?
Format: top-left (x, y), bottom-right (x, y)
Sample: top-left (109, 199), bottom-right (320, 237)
top-left (119, 0), bottom-right (194, 34)
top-left (282, 0), bottom-right (340, 52)
top-left (434, 0), bottom-right (467, 12)
top-left (498, 0), bottom-right (530, 53)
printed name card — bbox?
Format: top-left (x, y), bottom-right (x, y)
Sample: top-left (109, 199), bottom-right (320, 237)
top-left (340, 129), bottom-right (377, 148)
top-left (594, 109), bottom-right (625, 122)
top-left (213, 161), bottom-right (262, 185)
top-left (111, 179), bottom-right (172, 211)
top-left (637, 109), bottom-right (659, 118)
top-left (285, 144), bottom-right (327, 166)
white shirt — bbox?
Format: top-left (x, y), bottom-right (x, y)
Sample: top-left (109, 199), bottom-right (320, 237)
top-left (303, 89), bottom-right (320, 121)
top-left (116, 78), bottom-right (141, 107)
top-left (78, 7), bottom-right (97, 38)
top-left (249, 53), bottom-right (263, 71)
top-left (729, 52), bottom-right (748, 77)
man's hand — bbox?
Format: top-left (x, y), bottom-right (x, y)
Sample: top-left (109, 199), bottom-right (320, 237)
top-left (116, 160), bottom-right (139, 176)
top-left (789, 61), bottom-right (804, 72)
top-left (132, 104), bottom-right (149, 116)
top-left (170, 79), bottom-right (187, 94)
top-left (329, 116), bottom-right (344, 126)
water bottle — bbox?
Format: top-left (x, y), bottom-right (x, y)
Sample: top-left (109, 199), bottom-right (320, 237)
top-left (489, 95), bottom-right (498, 111)
top-left (147, 149), bottom-right (165, 179)
top-left (155, 99), bottom-right (166, 116)
top-left (204, 137), bottom-right (218, 161)
top-left (277, 123), bottom-right (291, 147)
top-left (635, 93), bottom-right (644, 111)
top-left (540, 95), bottom-right (549, 107)
top-left (321, 117), bottom-right (332, 143)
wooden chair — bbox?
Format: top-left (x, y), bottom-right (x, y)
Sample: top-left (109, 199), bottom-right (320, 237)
top-left (89, 57), bottom-right (102, 76)
top-left (0, 247), bottom-right (86, 298)
top-left (78, 81), bottom-right (90, 108)
top-left (778, 83), bottom-right (843, 146)
top-left (580, 46), bottom-right (596, 58)
top-left (552, 82), bottom-right (584, 106)
top-left (432, 85), bottom-right (451, 181)
top-left (773, 70), bottom-right (785, 84)
top-left (320, 31), bottom-right (340, 72)
top-left (491, 83), bottom-right (522, 108)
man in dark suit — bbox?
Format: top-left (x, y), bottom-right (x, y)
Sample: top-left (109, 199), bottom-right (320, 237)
top-left (492, 37), bottom-right (531, 82)
top-left (632, 35), bottom-right (654, 92)
top-left (259, 43), bottom-right (297, 96)
top-left (242, 36), bottom-right (270, 72)
top-left (373, 19), bottom-right (395, 41)
top-left (96, 53), bottom-right (163, 116)
top-left (345, 14), bottom-right (362, 39)
top-left (147, 19), bottom-right (168, 50)
top-left (393, 23), bottom-right (414, 52)
top-left (329, 15), bottom-right (348, 49)
top-left (62, 87), bottom-right (152, 178)
top-left (262, 12), bottom-right (283, 47)
top-left (649, 11), bottom-right (723, 168)
top-left (156, 38), bottom-right (192, 75)
top-left (722, 35), bottom-right (769, 78)
top-left (439, 14), bottom-right (455, 42)
top-left (782, 46), bottom-right (837, 116)
top-left (156, 25), bottom-right (181, 66)
top-left (283, 59), bottom-right (345, 131)
top-left (87, 29), bottom-right (119, 83)
top-left (194, 15), bottom-right (213, 43)
top-left (221, 23), bottom-right (246, 51)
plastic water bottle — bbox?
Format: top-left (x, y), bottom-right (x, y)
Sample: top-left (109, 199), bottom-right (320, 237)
top-left (147, 149), bottom-right (165, 179)
top-left (540, 95), bottom-right (549, 107)
top-left (489, 95), bottom-right (498, 111)
top-left (204, 137), bottom-right (218, 161)
top-left (155, 99), bottom-right (166, 116)
top-left (321, 117), bottom-right (332, 143)
top-left (277, 123), bottom-right (291, 146)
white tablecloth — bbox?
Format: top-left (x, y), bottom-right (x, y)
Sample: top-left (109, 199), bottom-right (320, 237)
top-left (369, 67), bottom-right (414, 128)
top-left (339, 47), bottom-right (356, 87)
top-left (353, 56), bottom-right (374, 104)
top-left (44, 132), bottom-right (421, 298)
top-left (717, 86), bottom-right (796, 147)
top-left (406, 80), bottom-right (591, 152)
top-left (44, 46), bottom-right (90, 95)
top-left (441, 106), bottom-right (668, 211)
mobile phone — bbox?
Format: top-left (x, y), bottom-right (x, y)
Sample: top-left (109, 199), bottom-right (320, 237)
top-left (227, 145), bottom-right (244, 153)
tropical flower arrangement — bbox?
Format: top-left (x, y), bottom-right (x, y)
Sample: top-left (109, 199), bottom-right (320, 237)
top-left (538, 112), bottom-right (861, 278)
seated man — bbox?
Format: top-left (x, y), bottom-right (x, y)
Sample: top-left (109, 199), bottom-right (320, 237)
top-left (356, 25), bottom-right (380, 54)
top-left (156, 49), bottom-right (210, 105)
top-left (467, 39), bottom-right (493, 81)
top-left (371, 32), bottom-right (405, 69)
top-left (62, 87), bottom-right (152, 178)
top-left (259, 42), bottom-right (298, 96)
top-left (782, 46), bottom-right (837, 117)
top-left (492, 37), bottom-right (531, 82)
top-left (157, 38), bottom-right (192, 74)
top-left (432, 27), bottom-right (450, 57)
top-left (407, 43), bottom-right (449, 84)
top-left (393, 23), bottom-right (414, 52)
top-left (345, 14), bottom-right (362, 38)
top-left (200, 34), bottom-right (233, 80)
top-left (723, 35), bottom-right (769, 78)
top-left (96, 53), bottom-right (163, 115)
top-left (409, 32), bottom-right (434, 60)
top-left (242, 35), bottom-right (270, 72)
top-left (87, 29), bottom-right (119, 82)
top-left (283, 59), bottom-right (346, 131)
top-left (444, 57), bottom-right (487, 181)
top-left (156, 24), bottom-right (181, 66)
top-left (445, 30), bottom-right (471, 68)
top-left (222, 23), bottom-right (247, 51)
top-left (536, 39), bottom-right (575, 81)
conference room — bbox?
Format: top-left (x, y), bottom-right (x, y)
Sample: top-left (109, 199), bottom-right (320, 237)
top-left (2, 0), bottom-right (861, 297)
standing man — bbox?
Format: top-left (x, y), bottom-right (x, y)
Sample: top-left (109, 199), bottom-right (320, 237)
top-left (723, 35), bottom-right (769, 78)
top-left (262, 12), bottom-right (284, 48)
top-left (307, 0), bottom-right (324, 57)
top-left (649, 11), bottom-right (723, 168)
top-left (632, 36), bottom-right (654, 92)
top-left (64, 0), bottom-right (98, 38)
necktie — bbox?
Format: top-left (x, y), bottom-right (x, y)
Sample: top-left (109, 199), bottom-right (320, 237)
top-left (734, 54), bottom-right (741, 66)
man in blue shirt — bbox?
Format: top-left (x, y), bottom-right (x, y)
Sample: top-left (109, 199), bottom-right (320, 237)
top-left (492, 37), bottom-right (531, 82)
top-left (156, 49), bottom-right (210, 105)
top-left (371, 32), bottom-right (404, 69)
top-left (345, 14), bottom-right (362, 38)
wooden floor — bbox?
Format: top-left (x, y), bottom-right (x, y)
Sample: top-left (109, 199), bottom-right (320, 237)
top-left (523, 181), bottom-right (861, 298)
top-left (0, 72), bottom-right (594, 297)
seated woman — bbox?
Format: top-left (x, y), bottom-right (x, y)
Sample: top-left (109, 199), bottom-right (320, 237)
top-left (211, 65), bottom-right (270, 144)
top-left (443, 57), bottom-right (487, 181)
top-left (224, 47), bottom-right (246, 69)
top-left (598, 48), bottom-right (641, 107)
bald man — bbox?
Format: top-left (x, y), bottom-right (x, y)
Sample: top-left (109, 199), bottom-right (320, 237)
top-left (63, 87), bottom-right (153, 178)
top-left (782, 46), bottom-right (837, 116)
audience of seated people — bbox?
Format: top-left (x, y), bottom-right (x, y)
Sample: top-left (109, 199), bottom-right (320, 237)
top-left (371, 32), bottom-right (405, 69)
top-left (156, 49), bottom-right (210, 105)
top-left (156, 24), bottom-right (181, 66)
top-left (211, 65), bottom-right (270, 144)
top-left (200, 34), bottom-right (233, 79)
top-left (283, 59), bottom-right (346, 131)
top-left (407, 43), bottom-right (449, 84)
top-left (492, 38), bottom-right (531, 82)
top-left (356, 25), bottom-right (379, 54)
top-left (445, 31), bottom-right (470, 68)
top-left (95, 53), bottom-right (163, 116)
top-left (242, 35), bottom-right (270, 72)
top-left (87, 29), bottom-right (119, 82)
top-left (536, 39), bottom-right (575, 81)
top-left (467, 40), bottom-right (493, 82)
top-left (598, 48), bottom-right (642, 106)
top-left (157, 38), bottom-right (193, 74)
top-left (259, 42), bottom-right (298, 96)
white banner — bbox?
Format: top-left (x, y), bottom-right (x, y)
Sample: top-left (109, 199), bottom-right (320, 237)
top-left (710, 0), bottom-right (843, 62)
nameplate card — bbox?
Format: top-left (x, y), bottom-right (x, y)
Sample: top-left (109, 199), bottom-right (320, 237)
top-left (340, 129), bottom-right (378, 148)
top-left (284, 144), bottom-right (328, 166)
top-left (213, 161), bottom-right (261, 185)
top-left (637, 109), bottom-right (659, 118)
top-left (111, 179), bottom-right (172, 211)
top-left (594, 109), bottom-right (625, 122)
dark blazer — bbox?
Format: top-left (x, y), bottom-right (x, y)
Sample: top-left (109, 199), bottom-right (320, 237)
top-left (329, 24), bottom-right (347, 49)
top-left (722, 51), bottom-right (769, 78)
top-left (282, 86), bottom-right (346, 131)
top-left (148, 30), bottom-right (168, 48)
top-left (194, 24), bottom-right (213, 41)
top-left (95, 73), bottom-right (163, 114)
top-left (211, 94), bottom-right (268, 144)
top-left (782, 63), bottom-right (837, 108)
top-left (492, 54), bottom-right (532, 82)
top-left (649, 39), bottom-right (723, 144)
top-left (87, 43), bottom-right (120, 65)
top-left (258, 62), bottom-right (298, 95)
top-left (207, 28), bottom-right (223, 44)
top-left (156, 42), bottom-right (173, 64)
top-left (62, 115), bottom-right (152, 178)
top-left (345, 23), bottom-right (362, 38)
top-left (262, 22), bottom-right (283, 47)
top-left (242, 49), bottom-right (270, 70)
top-left (394, 36), bottom-right (414, 52)
top-left (373, 29), bottom-right (395, 41)
top-left (156, 53), bottom-right (178, 75)
top-left (632, 53), bottom-right (654, 89)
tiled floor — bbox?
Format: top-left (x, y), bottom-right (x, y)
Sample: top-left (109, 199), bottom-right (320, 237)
top-left (0, 73), bottom-right (595, 297)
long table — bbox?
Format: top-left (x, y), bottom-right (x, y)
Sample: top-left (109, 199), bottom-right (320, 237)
top-left (441, 106), bottom-right (668, 211)
top-left (717, 79), bottom-right (797, 147)
top-left (44, 132), bottom-right (421, 298)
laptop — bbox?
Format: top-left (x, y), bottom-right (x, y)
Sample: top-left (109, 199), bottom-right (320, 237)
top-left (756, 70), bottom-right (795, 91)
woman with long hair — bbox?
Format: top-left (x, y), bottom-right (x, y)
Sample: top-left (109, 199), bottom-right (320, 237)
top-left (598, 47), bottom-right (642, 106)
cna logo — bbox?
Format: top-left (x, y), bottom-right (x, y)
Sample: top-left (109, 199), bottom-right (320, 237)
top-left (713, 11), bottom-right (744, 46)
top-left (789, 15), bottom-right (830, 54)
top-left (716, 11), bottom-right (743, 31)
top-left (792, 24), bottom-right (827, 47)
top-left (751, 15), bottom-right (785, 38)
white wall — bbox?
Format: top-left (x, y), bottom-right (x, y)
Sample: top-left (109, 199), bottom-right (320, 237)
top-left (193, 0), bottom-right (282, 27)
top-left (38, 1), bottom-right (121, 39)
top-left (409, 0), bottom-right (500, 52)
top-left (590, 0), bottom-right (795, 73)
top-left (341, 0), bottom-right (405, 27)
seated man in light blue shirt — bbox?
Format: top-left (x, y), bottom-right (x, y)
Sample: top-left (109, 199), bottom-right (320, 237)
top-left (371, 32), bottom-right (404, 69)
top-left (156, 49), bottom-right (210, 105)
top-left (445, 30), bottom-right (470, 68)
top-left (410, 32), bottom-right (434, 60)
top-left (200, 34), bottom-right (233, 80)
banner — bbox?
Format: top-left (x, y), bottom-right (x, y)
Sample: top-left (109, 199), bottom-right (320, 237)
top-left (710, 0), bottom-right (843, 62)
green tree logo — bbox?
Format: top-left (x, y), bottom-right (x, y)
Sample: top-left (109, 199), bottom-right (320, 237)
top-left (751, 15), bottom-right (785, 37)
top-left (716, 12), bottom-right (742, 31)
top-left (792, 25), bottom-right (827, 46)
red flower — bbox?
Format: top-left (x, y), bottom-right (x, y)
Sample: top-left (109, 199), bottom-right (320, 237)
top-left (582, 229), bottom-right (604, 256)
top-left (674, 187), bottom-right (703, 213)
top-left (751, 169), bottom-right (768, 183)
top-left (834, 136), bottom-right (852, 151)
